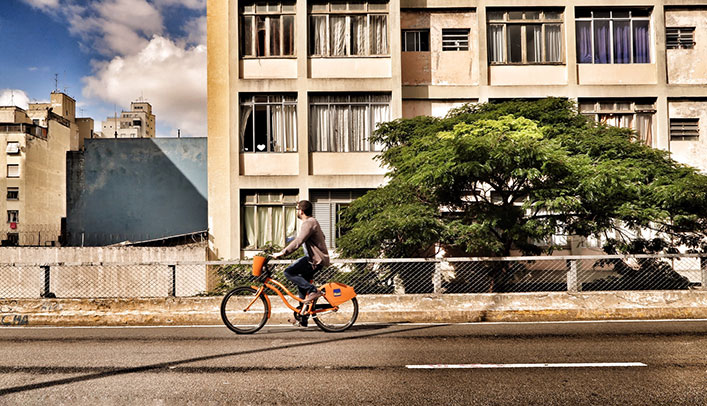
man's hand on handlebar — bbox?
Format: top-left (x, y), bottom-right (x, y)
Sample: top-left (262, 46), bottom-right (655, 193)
top-left (271, 251), bottom-right (285, 259)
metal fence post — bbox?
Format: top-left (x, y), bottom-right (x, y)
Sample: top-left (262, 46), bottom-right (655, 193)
top-left (567, 260), bottom-right (579, 292)
top-left (701, 257), bottom-right (707, 291)
top-left (168, 265), bottom-right (176, 297)
top-left (40, 265), bottom-right (55, 298)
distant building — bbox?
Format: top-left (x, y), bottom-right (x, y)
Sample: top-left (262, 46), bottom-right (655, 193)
top-left (0, 92), bottom-right (90, 246)
top-left (100, 101), bottom-right (156, 138)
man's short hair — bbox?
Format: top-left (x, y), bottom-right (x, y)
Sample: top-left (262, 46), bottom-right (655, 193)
top-left (297, 200), bottom-right (313, 216)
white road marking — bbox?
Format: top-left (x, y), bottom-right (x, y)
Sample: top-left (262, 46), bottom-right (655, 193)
top-left (406, 362), bottom-right (647, 369)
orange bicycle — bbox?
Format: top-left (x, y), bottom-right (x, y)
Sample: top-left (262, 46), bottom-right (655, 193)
top-left (220, 256), bottom-right (358, 334)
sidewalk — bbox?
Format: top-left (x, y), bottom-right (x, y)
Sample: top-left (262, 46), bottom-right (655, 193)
top-left (2, 290), bottom-right (707, 326)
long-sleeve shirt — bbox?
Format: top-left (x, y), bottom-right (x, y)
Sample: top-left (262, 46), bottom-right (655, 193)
top-left (282, 217), bottom-right (330, 268)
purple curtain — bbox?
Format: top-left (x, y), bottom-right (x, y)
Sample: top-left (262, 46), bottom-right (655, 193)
top-left (613, 21), bottom-right (631, 63)
top-left (594, 20), bottom-right (610, 64)
top-left (633, 21), bottom-right (650, 63)
top-left (576, 21), bottom-right (592, 63)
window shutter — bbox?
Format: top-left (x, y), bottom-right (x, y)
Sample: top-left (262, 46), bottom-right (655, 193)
top-left (670, 118), bottom-right (699, 140)
top-left (313, 202), bottom-right (333, 248)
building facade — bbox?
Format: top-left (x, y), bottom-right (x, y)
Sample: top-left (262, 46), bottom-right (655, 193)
top-left (207, 0), bottom-right (707, 260)
top-left (100, 101), bottom-right (156, 139)
top-left (0, 92), bottom-right (87, 246)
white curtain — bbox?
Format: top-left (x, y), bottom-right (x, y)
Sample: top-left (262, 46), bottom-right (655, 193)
top-left (285, 206), bottom-right (297, 240)
top-left (488, 25), bottom-right (504, 62)
top-left (372, 102), bottom-right (390, 151)
top-left (332, 104), bottom-right (350, 152)
top-left (244, 206), bottom-right (256, 248)
top-left (351, 105), bottom-right (367, 151)
top-left (545, 24), bottom-right (562, 62)
top-left (271, 104), bottom-right (283, 152)
top-left (370, 15), bottom-right (388, 55)
top-left (310, 103), bottom-right (329, 151)
top-left (330, 16), bottom-right (347, 56)
top-left (283, 104), bottom-right (297, 152)
top-left (272, 207), bottom-right (284, 247)
top-left (257, 207), bottom-right (270, 247)
top-left (240, 105), bottom-right (253, 152)
top-left (311, 16), bottom-right (327, 55)
top-left (350, 15), bottom-right (366, 55)
top-left (636, 114), bottom-right (653, 145)
top-left (527, 25), bottom-right (542, 63)
top-left (600, 114), bottom-right (634, 130)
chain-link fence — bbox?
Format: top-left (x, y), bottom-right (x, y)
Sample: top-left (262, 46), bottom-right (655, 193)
top-left (0, 254), bottom-right (705, 298)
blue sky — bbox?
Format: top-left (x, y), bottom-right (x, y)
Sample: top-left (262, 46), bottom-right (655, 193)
top-left (0, 0), bottom-right (206, 137)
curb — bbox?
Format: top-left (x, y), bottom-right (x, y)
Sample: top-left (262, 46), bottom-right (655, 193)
top-left (1, 290), bottom-right (707, 326)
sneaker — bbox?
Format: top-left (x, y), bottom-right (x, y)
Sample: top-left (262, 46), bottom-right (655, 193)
top-left (304, 290), bottom-right (324, 303)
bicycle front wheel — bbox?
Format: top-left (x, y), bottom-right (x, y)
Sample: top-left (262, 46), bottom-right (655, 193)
top-left (313, 297), bottom-right (358, 333)
top-left (221, 286), bottom-right (269, 334)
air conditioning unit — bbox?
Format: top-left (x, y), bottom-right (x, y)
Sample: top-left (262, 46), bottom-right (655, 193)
top-left (6, 143), bottom-right (20, 154)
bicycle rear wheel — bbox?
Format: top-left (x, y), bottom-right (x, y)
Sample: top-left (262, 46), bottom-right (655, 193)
top-left (312, 297), bottom-right (358, 333)
top-left (221, 286), bottom-right (269, 334)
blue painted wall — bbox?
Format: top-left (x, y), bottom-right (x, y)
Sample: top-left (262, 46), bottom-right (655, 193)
top-left (66, 138), bottom-right (207, 246)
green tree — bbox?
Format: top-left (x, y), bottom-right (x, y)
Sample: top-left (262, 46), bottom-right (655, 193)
top-left (337, 98), bottom-right (707, 260)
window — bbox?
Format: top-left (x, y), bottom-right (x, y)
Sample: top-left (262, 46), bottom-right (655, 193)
top-left (309, 94), bottom-right (390, 152)
top-left (576, 9), bottom-right (651, 64)
top-left (7, 210), bottom-right (18, 223)
top-left (666, 27), bottom-right (695, 49)
top-left (241, 1), bottom-right (295, 57)
top-left (579, 100), bottom-right (655, 144)
top-left (242, 191), bottom-right (298, 249)
top-left (402, 29), bottom-right (429, 52)
top-left (6, 188), bottom-right (18, 200)
top-left (670, 118), bottom-right (699, 140)
top-left (487, 9), bottom-right (563, 64)
top-left (441, 28), bottom-right (469, 51)
top-left (309, 1), bottom-right (389, 56)
top-left (311, 190), bottom-right (367, 248)
top-left (6, 164), bottom-right (19, 178)
top-left (6, 142), bottom-right (20, 154)
top-left (240, 95), bottom-right (297, 152)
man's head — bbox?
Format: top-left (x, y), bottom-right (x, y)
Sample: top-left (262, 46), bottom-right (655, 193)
top-left (297, 200), bottom-right (313, 218)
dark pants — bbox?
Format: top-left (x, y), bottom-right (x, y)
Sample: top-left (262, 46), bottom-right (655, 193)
top-left (284, 256), bottom-right (319, 299)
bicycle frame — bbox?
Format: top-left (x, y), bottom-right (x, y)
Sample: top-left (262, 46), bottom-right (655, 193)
top-left (246, 277), bottom-right (339, 319)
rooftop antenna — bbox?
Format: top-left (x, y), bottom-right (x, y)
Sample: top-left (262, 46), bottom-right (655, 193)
top-left (10, 90), bottom-right (14, 106)
top-left (114, 104), bottom-right (118, 138)
top-left (54, 74), bottom-right (59, 92)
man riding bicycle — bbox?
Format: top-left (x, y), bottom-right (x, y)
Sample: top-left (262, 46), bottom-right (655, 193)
top-left (272, 199), bottom-right (330, 326)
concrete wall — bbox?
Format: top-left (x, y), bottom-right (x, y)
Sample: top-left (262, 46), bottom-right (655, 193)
top-left (0, 246), bottom-right (207, 298)
top-left (666, 8), bottom-right (707, 84)
top-left (668, 100), bottom-right (707, 167)
top-left (66, 138), bottom-right (207, 246)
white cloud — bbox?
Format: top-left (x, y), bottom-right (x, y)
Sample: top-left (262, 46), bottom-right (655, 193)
top-left (82, 36), bottom-right (206, 137)
top-left (0, 89), bottom-right (31, 110)
top-left (184, 16), bottom-right (206, 45)
top-left (153, 0), bottom-right (206, 10)
top-left (21, 0), bottom-right (60, 10)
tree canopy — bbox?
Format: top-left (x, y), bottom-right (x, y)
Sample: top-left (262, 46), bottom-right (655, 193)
top-left (337, 98), bottom-right (707, 258)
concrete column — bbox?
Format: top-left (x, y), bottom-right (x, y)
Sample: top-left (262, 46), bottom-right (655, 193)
top-left (567, 260), bottom-right (579, 292)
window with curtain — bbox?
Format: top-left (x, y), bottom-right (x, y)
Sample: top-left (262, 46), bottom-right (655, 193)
top-left (309, 94), bottom-right (390, 152)
top-left (579, 100), bottom-right (655, 145)
top-left (575, 9), bottom-right (651, 64)
top-left (240, 95), bottom-right (297, 152)
top-left (242, 192), bottom-right (298, 249)
top-left (487, 9), bottom-right (563, 64)
top-left (309, 1), bottom-right (389, 56)
top-left (241, 1), bottom-right (295, 57)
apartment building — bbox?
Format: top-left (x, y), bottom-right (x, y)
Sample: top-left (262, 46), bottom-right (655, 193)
top-left (100, 101), bottom-right (156, 139)
top-left (207, 0), bottom-right (707, 260)
top-left (0, 92), bottom-right (87, 246)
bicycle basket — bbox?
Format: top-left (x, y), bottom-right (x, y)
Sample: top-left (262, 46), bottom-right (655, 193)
top-left (322, 282), bottom-right (356, 307)
top-left (252, 255), bottom-right (267, 277)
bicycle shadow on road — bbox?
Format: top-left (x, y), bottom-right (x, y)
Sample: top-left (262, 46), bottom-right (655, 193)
top-left (0, 323), bottom-right (446, 397)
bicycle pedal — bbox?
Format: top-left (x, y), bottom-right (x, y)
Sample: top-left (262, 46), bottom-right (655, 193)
top-left (288, 318), bottom-right (301, 327)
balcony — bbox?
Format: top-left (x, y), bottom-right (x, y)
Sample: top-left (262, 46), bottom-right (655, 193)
top-left (0, 124), bottom-right (48, 139)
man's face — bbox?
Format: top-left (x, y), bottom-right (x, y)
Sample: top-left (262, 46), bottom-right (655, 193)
top-left (296, 206), bottom-right (303, 219)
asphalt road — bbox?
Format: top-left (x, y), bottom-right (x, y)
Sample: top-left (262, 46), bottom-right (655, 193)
top-left (0, 320), bottom-right (705, 405)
